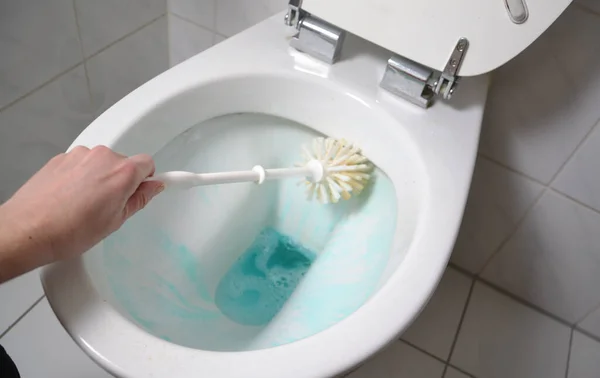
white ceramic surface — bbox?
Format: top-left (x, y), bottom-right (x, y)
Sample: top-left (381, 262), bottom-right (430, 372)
top-left (41, 14), bottom-right (488, 378)
top-left (302, 0), bottom-right (571, 76)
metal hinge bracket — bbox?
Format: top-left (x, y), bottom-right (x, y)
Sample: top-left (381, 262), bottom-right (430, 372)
top-left (380, 38), bottom-right (469, 108)
top-left (284, 0), bottom-right (345, 64)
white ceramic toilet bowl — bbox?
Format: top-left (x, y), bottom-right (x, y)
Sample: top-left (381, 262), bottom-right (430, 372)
top-left (41, 14), bottom-right (488, 378)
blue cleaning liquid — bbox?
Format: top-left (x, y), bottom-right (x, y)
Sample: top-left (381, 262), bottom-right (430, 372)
top-left (215, 227), bottom-right (316, 326)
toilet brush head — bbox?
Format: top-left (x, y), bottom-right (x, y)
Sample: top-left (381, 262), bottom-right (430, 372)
top-left (297, 137), bottom-right (373, 204)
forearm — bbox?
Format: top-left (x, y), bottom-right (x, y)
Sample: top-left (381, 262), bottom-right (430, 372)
top-left (0, 203), bottom-right (54, 283)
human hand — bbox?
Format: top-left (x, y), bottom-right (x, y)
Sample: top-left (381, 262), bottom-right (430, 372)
top-left (0, 146), bottom-right (164, 281)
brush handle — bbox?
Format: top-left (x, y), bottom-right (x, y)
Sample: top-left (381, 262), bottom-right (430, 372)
top-left (145, 164), bottom-right (319, 190)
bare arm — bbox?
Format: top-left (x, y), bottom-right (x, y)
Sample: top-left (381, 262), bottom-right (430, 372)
top-left (0, 145), bottom-right (164, 283)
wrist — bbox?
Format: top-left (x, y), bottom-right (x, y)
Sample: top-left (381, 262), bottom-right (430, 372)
top-left (0, 202), bottom-right (54, 283)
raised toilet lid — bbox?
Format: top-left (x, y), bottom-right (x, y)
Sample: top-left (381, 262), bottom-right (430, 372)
top-left (302, 0), bottom-right (572, 76)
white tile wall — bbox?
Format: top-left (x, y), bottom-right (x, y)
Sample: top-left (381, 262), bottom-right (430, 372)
top-left (451, 283), bottom-right (571, 378)
top-left (169, 0), bottom-right (216, 30)
top-left (401, 268), bottom-right (472, 360)
top-left (168, 14), bottom-right (215, 67)
top-left (75, 0), bottom-right (166, 57)
top-left (87, 17), bottom-right (169, 114)
top-left (346, 340), bottom-right (445, 378)
top-left (0, 298), bottom-right (112, 377)
top-left (451, 157), bottom-right (544, 273)
top-left (482, 191), bottom-right (600, 323)
top-left (0, 0), bottom-right (82, 109)
top-left (215, 0), bottom-right (287, 37)
top-left (568, 331), bottom-right (600, 378)
top-left (0, 66), bottom-right (94, 202)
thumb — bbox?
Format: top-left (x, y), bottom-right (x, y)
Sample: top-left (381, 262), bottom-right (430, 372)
top-left (123, 181), bottom-right (164, 220)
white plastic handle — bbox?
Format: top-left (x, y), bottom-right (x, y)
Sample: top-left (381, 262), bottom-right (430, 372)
top-left (145, 163), bottom-right (323, 190)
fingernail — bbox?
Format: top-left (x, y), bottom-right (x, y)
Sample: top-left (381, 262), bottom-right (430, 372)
top-left (153, 184), bottom-right (165, 196)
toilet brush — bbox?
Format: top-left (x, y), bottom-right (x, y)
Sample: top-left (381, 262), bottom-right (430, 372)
top-left (145, 137), bottom-right (373, 204)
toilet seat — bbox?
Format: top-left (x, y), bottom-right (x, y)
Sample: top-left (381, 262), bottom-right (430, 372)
top-left (39, 6), bottom-right (547, 377)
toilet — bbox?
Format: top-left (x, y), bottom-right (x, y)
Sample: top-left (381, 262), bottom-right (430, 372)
top-left (41, 0), bottom-right (572, 377)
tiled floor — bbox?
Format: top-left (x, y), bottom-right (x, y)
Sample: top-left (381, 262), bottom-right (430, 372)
top-left (2, 265), bottom-right (600, 377)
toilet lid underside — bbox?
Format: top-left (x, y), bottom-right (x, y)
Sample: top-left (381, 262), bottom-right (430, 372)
top-left (303, 0), bottom-right (572, 76)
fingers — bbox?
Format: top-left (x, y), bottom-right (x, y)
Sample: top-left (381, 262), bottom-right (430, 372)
top-left (128, 153), bottom-right (156, 183)
top-left (122, 181), bottom-right (164, 220)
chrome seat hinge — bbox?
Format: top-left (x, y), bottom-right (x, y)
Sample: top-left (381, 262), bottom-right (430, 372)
top-left (284, 0), bottom-right (346, 64)
top-left (380, 38), bottom-right (469, 108)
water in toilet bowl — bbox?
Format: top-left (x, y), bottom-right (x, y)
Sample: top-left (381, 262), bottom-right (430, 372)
top-left (99, 113), bottom-right (398, 351)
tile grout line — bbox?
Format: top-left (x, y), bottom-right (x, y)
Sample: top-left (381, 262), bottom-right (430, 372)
top-left (169, 12), bottom-right (218, 36)
top-left (442, 278), bottom-right (476, 378)
top-left (0, 12), bottom-right (167, 118)
top-left (477, 153), bottom-right (547, 187)
top-left (476, 186), bottom-right (548, 275)
top-left (0, 295), bottom-right (45, 339)
top-left (400, 339), bottom-right (475, 378)
top-left (71, 0), bottom-right (94, 108)
top-left (573, 326), bottom-right (600, 345)
top-left (0, 62), bottom-right (83, 114)
top-left (564, 328), bottom-right (574, 378)
top-left (574, 2), bottom-right (600, 18)
top-left (547, 118), bottom-right (600, 188)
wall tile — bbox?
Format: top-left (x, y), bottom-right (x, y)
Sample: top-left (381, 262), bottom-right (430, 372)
top-left (554, 122), bottom-right (600, 212)
top-left (0, 270), bottom-right (43, 336)
top-left (479, 7), bottom-right (600, 184)
top-left (214, 34), bottom-right (228, 45)
top-left (75, 0), bottom-right (166, 57)
top-left (451, 157), bottom-right (544, 273)
top-left (578, 305), bottom-right (600, 339)
top-left (168, 15), bottom-right (215, 67)
top-left (568, 331), bottom-right (600, 378)
top-left (0, 66), bottom-right (94, 202)
top-left (0, 298), bottom-right (112, 377)
top-left (451, 283), bottom-right (571, 378)
top-left (216, 0), bottom-right (287, 37)
top-left (347, 340), bottom-right (444, 378)
top-left (445, 367), bottom-right (472, 378)
top-left (401, 268), bottom-right (472, 360)
top-left (482, 191), bottom-right (600, 323)
top-left (169, 0), bottom-right (215, 30)
top-left (0, 0), bottom-right (82, 109)
top-left (87, 17), bottom-right (169, 115)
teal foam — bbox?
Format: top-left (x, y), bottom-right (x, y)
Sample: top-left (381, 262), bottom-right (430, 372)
top-left (215, 228), bottom-right (316, 326)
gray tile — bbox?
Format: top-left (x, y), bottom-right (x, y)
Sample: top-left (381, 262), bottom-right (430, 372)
top-left (347, 340), bottom-right (445, 378)
top-left (568, 331), bottom-right (600, 378)
top-left (216, 0), bottom-right (286, 36)
top-left (169, 0), bottom-right (215, 29)
top-left (445, 367), bottom-right (471, 378)
top-left (579, 305), bottom-right (600, 339)
top-left (75, 0), bottom-right (166, 57)
top-left (451, 283), bottom-right (571, 378)
top-left (0, 298), bottom-right (113, 377)
top-left (0, 270), bottom-right (43, 335)
top-left (0, 66), bottom-right (94, 202)
top-left (168, 14), bottom-right (215, 67)
top-left (87, 17), bottom-right (169, 115)
top-left (479, 6), bottom-right (600, 184)
top-left (554, 121), bottom-right (600, 213)
top-left (0, 0), bottom-right (82, 109)
top-left (482, 191), bottom-right (600, 323)
top-left (451, 157), bottom-right (544, 273)
top-left (402, 268), bottom-right (472, 360)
